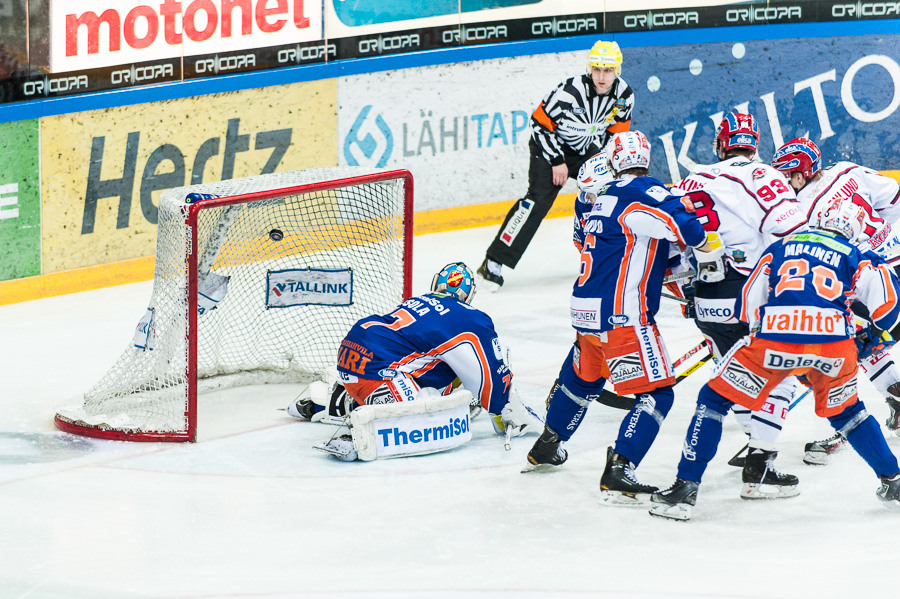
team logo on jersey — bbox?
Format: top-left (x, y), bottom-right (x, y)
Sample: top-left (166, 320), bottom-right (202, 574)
top-left (764, 349), bottom-right (844, 374)
top-left (720, 359), bottom-right (766, 396)
top-left (608, 314), bottom-right (629, 325)
top-left (500, 200), bottom-right (533, 245)
top-left (608, 353), bottom-right (644, 384)
top-left (752, 167), bottom-right (767, 180)
top-left (572, 107), bottom-right (586, 115)
top-left (379, 368), bottom-right (398, 379)
top-left (827, 378), bottom-right (857, 408)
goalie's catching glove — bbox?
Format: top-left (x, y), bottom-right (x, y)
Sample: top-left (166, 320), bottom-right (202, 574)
top-left (490, 391), bottom-right (539, 438)
top-left (694, 232), bottom-right (726, 283)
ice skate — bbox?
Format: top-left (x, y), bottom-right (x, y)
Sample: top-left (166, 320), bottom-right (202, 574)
top-left (476, 258), bottom-right (504, 291)
top-left (599, 446), bottom-right (658, 506)
top-left (285, 398), bottom-right (317, 420)
top-left (803, 432), bottom-right (848, 465)
top-left (649, 478), bottom-right (699, 521)
top-left (313, 434), bottom-right (358, 462)
top-left (741, 449), bottom-right (799, 499)
top-left (522, 425), bottom-right (567, 472)
top-left (876, 472), bottom-right (900, 510)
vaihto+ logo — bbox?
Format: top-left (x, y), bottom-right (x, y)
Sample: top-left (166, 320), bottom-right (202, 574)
top-left (344, 105), bottom-right (393, 167)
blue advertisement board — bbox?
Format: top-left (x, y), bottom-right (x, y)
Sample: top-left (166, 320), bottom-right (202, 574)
top-left (626, 33), bottom-right (900, 181)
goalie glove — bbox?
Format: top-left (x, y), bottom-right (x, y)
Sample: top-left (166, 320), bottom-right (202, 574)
top-left (490, 390), bottom-right (539, 439)
top-left (694, 232), bottom-right (726, 283)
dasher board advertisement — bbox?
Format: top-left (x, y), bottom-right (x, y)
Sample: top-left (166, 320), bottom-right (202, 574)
top-left (51, 0), bottom-right (323, 72)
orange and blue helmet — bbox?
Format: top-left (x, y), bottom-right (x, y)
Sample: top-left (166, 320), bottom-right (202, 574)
top-left (431, 262), bottom-right (476, 304)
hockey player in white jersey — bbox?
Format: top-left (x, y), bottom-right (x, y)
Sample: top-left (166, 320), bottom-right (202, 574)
top-left (771, 138), bottom-right (900, 457)
top-left (675, 112), bottom-right (808, 498)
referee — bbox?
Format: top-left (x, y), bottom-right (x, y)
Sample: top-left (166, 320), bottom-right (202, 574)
top-left (478, 40), bottom-right (634, 288)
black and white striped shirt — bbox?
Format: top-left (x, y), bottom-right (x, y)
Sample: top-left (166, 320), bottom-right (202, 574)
top-left (530, 75), bottom-right (634, 165)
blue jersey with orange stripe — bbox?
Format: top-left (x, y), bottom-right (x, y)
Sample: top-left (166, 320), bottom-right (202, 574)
top-left (737, 230), bottom-right (900, 344)
top-left (337, 293), bottom-right (511, 413)
top-left (570, 175), bottom-right (707, 333)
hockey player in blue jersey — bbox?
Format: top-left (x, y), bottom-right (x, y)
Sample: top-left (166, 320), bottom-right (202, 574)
top-left (524, 130), bottom-right (723, 506)
top-left (288, 263), bottom-right (533, 453)
top-left (650, 197), bottom-right (900, 520)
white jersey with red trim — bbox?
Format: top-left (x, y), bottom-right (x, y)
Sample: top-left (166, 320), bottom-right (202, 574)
top-left (337, 293), bottom-right (511, 414)
top-left (571, 175), bottom-right (707, 333)
top-left (676, 157), bottom-right (806, 275)
top-left (797, 162), bottom-right (900, 264)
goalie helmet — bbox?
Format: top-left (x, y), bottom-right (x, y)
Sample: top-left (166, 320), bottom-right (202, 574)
top-left (587, 40), bottom-right (623, 76)
top-left (605, 131), bottom-right (651, 174)
top-left (576, 151), bottom-right (613, 199)
top-left (431, 262), bottom-right (476, 304)
top-left (714, 112), bottom-right (759, 160)
top-left (771, 137), bottom-right (822, 179)
top-left (814, 197), bottom-right (868, 243)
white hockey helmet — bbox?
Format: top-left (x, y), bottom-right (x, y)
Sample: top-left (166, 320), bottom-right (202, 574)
top-left (576, 151), bottom-right (613, 200)
top-left (814, 197), bottom-right (868, 243)
top-left (605, 131), bottom-right (651, 174)
top-left (587, 40), bottom-right (623, 76)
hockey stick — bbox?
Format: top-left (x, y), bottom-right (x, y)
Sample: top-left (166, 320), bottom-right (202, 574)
top-left (663, 269), bottom-right (696, 284)
top-left (725, 385), bottom-right (813, 467)
top-left (595, 342), bottom-right (713, 410)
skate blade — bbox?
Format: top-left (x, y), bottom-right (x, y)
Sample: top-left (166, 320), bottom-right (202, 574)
top-left (476, 276), bottom-right (501, 293)
top-left (802, 453), bottom-right (832, 466)
top-left (520, 461), bottom-right (563, 473)
top-left (877, 498), bottom-right (900, 511)
top-left (312, 441), bottom-right (357, 462)
top-left (598, 489), bottom-right (654, 507)
top-left (740, 482), bottom-right (800, 500)
top-left (648, 502), bottom-right (692, 521)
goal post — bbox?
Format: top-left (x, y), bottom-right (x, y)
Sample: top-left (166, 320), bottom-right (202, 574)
top-left (55, 168), bottom-right (414, 442)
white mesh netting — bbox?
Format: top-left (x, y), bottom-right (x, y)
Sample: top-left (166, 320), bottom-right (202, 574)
top-left (56, 168), bottom-right (410, 439)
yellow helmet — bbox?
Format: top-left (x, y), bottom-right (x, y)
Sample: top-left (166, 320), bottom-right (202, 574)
top-left (587, 40), bottom-right (623, 76)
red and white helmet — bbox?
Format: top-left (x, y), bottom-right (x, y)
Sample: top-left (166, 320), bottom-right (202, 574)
top-left (605, 131), bottom-right (651, 174)
top-left (771, 137), bottom-right (822, 179)
top-left (714, 112), bottom-right (759, 160)
top-left (814, 197), bottom-right (868, 243)
top-left (576, 151), bottom-right (613, 197)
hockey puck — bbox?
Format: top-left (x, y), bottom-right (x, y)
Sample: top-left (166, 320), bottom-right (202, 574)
top-left (269, 229), bottom-right (284, 242)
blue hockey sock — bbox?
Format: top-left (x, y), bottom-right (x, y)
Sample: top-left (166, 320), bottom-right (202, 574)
top-left (545, 346), bottom-right (605, 442)
top-left (829, 401), bottom-right (900, 477)
top-left (676, 384), bottom-right (732, 483)
top-left (613, 386), bottom-right (674, 466)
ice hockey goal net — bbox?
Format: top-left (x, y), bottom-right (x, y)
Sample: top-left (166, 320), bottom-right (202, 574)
top-left (55, 168), bottom-right (413, 442)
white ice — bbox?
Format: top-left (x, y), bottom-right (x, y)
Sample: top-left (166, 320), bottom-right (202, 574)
top-left (1, 217), bottom-right (897, 599)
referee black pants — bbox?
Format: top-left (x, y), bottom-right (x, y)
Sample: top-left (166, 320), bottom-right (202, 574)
top-left (486, 141), bottom-right (594, 269)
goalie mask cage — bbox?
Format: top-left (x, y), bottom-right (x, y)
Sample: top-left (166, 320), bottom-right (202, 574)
top-left (55, 168), bottom-right (413, 442)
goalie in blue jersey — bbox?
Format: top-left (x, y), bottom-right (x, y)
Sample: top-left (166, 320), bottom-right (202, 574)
top-left (287, 262), bottom-right (536, 461)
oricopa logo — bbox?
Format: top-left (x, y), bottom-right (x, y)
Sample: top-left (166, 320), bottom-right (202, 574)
top-left (343, 105), bottom-right (393, 167)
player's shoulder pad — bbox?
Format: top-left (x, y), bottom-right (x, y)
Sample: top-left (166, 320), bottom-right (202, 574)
top-left (630, 176), bottom-right (674, 203)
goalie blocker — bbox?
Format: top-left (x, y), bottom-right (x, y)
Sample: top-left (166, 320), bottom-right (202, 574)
top-left (315, 389), bottom-right (474, 461)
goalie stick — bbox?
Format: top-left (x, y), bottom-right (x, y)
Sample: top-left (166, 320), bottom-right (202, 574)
top-left (595, 341), bottom-right (712, 410)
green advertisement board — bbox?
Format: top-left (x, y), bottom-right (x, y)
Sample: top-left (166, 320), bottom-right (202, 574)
top-left (0, 119), bottom-right (40, 281)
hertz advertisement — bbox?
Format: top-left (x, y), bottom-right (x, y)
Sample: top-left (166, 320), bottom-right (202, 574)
top-left (39, 79), bottom-right (336, 272)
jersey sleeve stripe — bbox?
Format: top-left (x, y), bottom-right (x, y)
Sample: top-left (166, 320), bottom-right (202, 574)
top-left (871, 264), bottom-right (899, 321)
top-left (531, 101), bottom-right (557, 132)
top-left (741, 253), bottom-right (771, 323)
top-left (618, 203), bottom-right (687, 246)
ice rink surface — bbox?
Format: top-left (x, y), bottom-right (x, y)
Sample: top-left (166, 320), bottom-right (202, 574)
top-left (1, 217), bottom-right (898, 599)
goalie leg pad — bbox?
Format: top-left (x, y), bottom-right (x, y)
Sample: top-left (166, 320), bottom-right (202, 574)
top-left (349, 389), bottom-right (474, 461)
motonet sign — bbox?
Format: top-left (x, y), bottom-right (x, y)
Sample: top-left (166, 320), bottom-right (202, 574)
top-left (50, 0), bottom-right (323, 72)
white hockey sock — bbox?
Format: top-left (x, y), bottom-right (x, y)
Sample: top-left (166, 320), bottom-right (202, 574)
top-left (748, 378), bottom-right (798, 452)
top-left (859, 350), bottom-right (900, 398)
